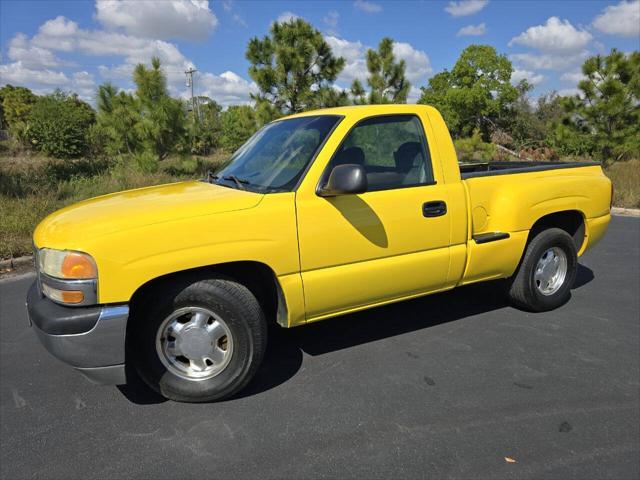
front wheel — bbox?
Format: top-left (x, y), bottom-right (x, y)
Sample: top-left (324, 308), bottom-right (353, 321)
top-left (132, 276), bottom-right (267, 402)
top-left (507, 228), bottom-right (578, 312)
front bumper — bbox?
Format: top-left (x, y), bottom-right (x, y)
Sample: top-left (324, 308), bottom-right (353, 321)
top-left (26, 282), bottom-right (129, 385)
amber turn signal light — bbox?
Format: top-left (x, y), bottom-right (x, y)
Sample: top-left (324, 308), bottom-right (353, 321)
top-left (60, 290), bottom-right (85, 304)
top-left (42, 284), bottom-right (85, 304)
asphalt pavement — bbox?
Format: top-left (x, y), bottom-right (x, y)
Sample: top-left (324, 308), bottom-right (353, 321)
top-left (1, 216), bottom-right (638, 480)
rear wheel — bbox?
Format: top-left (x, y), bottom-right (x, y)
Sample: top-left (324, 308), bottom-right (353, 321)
top-left (132, 276), bottom-right (267, 402)
top-left (507, 228), bottom-right (578, 312)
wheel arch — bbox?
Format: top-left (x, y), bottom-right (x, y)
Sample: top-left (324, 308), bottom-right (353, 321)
top-left (527, 210), bottom-right (586, 253)
top-left (128, 261), bottom-right (287, 329)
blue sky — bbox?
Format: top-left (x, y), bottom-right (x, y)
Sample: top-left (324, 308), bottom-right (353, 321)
top-left (1, 0), bottom-right (639, 106)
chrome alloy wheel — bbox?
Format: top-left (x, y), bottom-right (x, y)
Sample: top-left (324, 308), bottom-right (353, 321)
top-left (155, 307), bottom-right (233, 380)
top-left (534, 247), bottom-right (568, 296)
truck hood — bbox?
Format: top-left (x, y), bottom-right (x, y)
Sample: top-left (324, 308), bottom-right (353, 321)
top-left (34, 181), bottom-right (264, 248)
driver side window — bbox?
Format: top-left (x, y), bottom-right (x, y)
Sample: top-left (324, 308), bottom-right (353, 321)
top-left (331, 115), bottom-right (434, 191)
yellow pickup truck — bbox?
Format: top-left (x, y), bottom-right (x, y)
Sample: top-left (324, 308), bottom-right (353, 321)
top-left (27, 105), bottom-right (612, 402)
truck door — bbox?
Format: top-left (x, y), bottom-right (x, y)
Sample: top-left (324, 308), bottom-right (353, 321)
top-left (295, 114), bottom-right (452, 321)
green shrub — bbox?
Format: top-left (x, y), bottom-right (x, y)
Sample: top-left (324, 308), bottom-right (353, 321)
top-left (27, 91), bottom-right (95, 158)
top-left (220, 105), bottom-right (258, 153)
top-left (454, 130), bottom-right (496, 162)
top-left (132, 151), bottom-right (159, 173)
top-left (0, 85), bottom-right (37, 144)
top-left (86, 123), bottom-right (110, 158)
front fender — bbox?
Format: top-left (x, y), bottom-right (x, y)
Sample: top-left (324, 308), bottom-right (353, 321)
top-left (83, 194), bottom-right (299, 304)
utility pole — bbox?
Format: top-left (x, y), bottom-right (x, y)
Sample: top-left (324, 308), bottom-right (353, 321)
top-left (185, 67), bottom-right (198, 122)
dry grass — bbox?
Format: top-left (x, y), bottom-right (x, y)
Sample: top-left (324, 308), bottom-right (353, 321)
top-left (0, 195), bottom-right (60, 259)
top-left (605, 159), bottom-right (640, 209)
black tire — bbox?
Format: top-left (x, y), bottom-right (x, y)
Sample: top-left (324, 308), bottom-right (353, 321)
top-left (507, 228), bottom-right (578, 312)
top-left (131, 275), bottom-right (267, 403)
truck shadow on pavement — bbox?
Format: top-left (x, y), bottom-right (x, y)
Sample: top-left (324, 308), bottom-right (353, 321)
top-left (117, 263), bottom-right (594, 404)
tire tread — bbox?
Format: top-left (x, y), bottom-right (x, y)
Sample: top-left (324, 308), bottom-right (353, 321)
top-left (507, 228), bottom-right (577, 312)
top-left (132, 274), bottom-right (267, 403)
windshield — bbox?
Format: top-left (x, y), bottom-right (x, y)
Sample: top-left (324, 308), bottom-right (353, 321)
top-left (213, 115), bottom-right (341, 192)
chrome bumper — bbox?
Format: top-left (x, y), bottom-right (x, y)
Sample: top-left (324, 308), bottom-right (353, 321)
top-left (27, 282), bottom-right (129, 385)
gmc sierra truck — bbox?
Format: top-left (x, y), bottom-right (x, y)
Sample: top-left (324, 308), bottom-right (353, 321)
top-left (27, 105), bottom-right (612, 402)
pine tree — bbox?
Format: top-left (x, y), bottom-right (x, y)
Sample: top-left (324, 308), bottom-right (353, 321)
top-left (132, 57), bottom-right (186, 160)
top-left (350, 79), bottom-right (367, 105)
top-left (246, 18), bottom-right (345, 114)
top-left (96, 83), bottom-right (141, 155)
top-left (363, 38), bottom-right (410, 104)
top-left (559, 49), bottom-right (640, 163)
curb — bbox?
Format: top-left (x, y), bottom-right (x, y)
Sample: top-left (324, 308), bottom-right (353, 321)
top-left (0, 255), bottom-right (34, 279)
top-left (611, 207), bottom-right (640, 217)
top-left (0, 255), bottom-right (33, 270)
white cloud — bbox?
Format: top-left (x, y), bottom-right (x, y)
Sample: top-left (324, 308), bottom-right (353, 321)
top-left (0, 62), bottom-right (70, 87)
top-left (560, 71), bottom-right (585, 84)
top-left (354, 0), bottom-right (382, 13)
top-left (511, 68), bottom-right (545, 86)
top-left (40, 14), bottom-right (79, 36)
top-left (509, 17), bottom-right (593, 78)
top-left (444, 0), bottom-right (488, 17)
top-left (557, 88), bottom-right (582, 98)
top-left (97, 63), bottom-right (135, 81)
top-left (457, 23), bottom-right (486, 36)
top-left (593, 0), bottom-right (640, 37)
top-left (325, 36), bottom-right (431, 88)
top-left (510, 51), bottom-right (589, 71)
top-left (27, 16), bottom-right (193, 92)
top-left (196, 70), bottom-right (257, 106)
top-left (0, 61), bottom-right (93, 102)
top-left (94, 0), bottom-right (218, 41)
top-left (33, 16), bottom-right (79, 52)
top-left (71, 71), bottom-right (97, 100)
top-left (509, 17), bottom-right (592, 54)
top-left (325, 35), bottom-right (366, 84)
top-left (407, 86), bottom-right (422, 103)
top-left (325, 36), bottom-right (364, 63)
top-left (276, 11), bottom-right (300, 23)
top-left (323, 10), bottom-right (340, 35)
top-left (1, 14), bottom-right (255, 106)
top-left (392, 42), bottom-right (432, 83)
top-left (8, 33), bottom-right (73, 69)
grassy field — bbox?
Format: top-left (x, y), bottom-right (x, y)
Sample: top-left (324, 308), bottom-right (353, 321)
top-left (1, 153), bottom-right (638, 260)
top-left (606, 159), bottom-right (640, 210)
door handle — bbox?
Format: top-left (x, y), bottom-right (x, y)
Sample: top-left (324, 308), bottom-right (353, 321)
top-left (422, 200), bottom-right (447, 217)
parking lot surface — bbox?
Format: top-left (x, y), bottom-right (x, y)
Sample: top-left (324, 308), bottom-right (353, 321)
top-left (1, 216), bottom-right (638, 479)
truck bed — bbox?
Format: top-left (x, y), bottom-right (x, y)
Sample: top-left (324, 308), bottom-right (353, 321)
top-left (459, 161), bottom-right (599, 179)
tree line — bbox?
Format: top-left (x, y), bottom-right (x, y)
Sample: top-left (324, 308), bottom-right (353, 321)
top-left (0, 18), bottom-right (638, 167)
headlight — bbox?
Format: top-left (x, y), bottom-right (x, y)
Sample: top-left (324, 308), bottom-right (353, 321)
top-left (37, 249), bottom-right (98, 306)
top-left (39, 249), bottom-right (97, 279)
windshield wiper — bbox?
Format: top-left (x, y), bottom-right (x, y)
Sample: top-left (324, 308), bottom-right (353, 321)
top-left (206, 171), bottom-right (219, 183)
top-left (205, 171), bottom-right (251, 190)
top-left (223, 175), bottom-right (250, 190)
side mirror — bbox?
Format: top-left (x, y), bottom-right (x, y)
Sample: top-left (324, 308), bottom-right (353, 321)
top-left (318, 164), bottom-right (368, 197)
